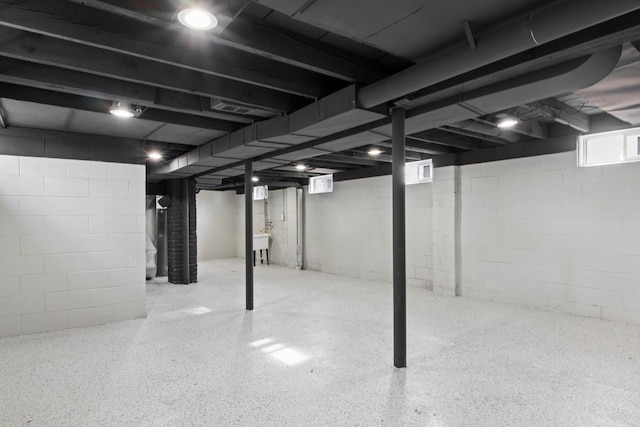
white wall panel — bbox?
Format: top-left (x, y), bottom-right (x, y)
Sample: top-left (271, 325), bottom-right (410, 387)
top-left (0, 155), bottom-right (146, 337)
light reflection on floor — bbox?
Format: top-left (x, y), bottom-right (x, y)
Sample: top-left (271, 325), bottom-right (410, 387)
top-left (249, 337), bottom-right (310, 366)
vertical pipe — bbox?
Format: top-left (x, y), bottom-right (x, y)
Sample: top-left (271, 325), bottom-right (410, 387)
top-left (182, 178), bottom-right (190, 284)
top-left (245, 160), bottom-right (254, 310)
top-left (392, 107), bottom-right (406, 368)
top-left (454, 166), bottom-right (462, 297)
top-left (296, 187), bottom-right (304, 270)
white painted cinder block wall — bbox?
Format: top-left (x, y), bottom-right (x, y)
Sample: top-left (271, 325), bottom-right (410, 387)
top-left (200, 151), bottom-right (639, 325)
top-left (460, 151), bottom-right (640, 324)
top-left (196, 190), bottom-right (236, 261)
top-left (235, 188), bottom-right (298, 267)
top-left (304, 174), bottom-right (436, 287)
top-left (266, 188), bottom-right (298, 268)
top-left (301, 153), bottom-right (639, 324)
top-left (0, 155), bottom-right (146, 338)
top-left (235, 196), bottom-right (265, 259)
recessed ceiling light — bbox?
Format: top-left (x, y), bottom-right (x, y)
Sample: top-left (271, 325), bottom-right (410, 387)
top-left (368, 148), bottom-right (383, 156)
top-left (252, 176), bottom-right (259, 182)
top-left (148, 151), bottom-right (163, 161)
top-left (177, 8), bottom-right (218, 31)
top-left (109, 101), bottom-right (135, 118)
top-left (295, 164), bottom-right (307, 171)
top-left (497, 117), bottom-right (519, 128)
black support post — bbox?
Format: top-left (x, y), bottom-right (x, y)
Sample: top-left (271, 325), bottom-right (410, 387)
top-left (182, 178), bottom-right (190, 284)
top-left (245, 160), bottom-right (254, 310)
top-left (392, 107), bottom-right (407, 368)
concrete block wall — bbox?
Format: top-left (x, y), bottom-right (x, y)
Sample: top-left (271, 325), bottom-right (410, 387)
top-left (406, 179), bottom-right (435, 289)
top-left (460, 151), bottom-right (640, 324)
top-left (197, 190), bottom-right (236, 261)
top-left (0, 155), bottom-right (146, 337)
top-left (235, 196), bottom-right (266, 259)
top-left (267, 188), bottom-right (298, 268)
top-left (235, 188), bottom-right (298, 267)
top-left (305, 175), bottom-right (434, 285)
top-left (430, 166), bottom-right (459, 296)
top-left (305, 175), bottom-right (393, 281)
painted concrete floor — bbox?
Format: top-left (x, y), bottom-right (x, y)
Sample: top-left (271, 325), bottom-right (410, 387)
top-left (1, 259), bottom-right (640, 426)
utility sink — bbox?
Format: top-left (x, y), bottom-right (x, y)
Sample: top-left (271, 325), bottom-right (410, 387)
top-left (253, 234), bottom-right (271, 265)
top-left (253, 233), bottom-right (271, 250)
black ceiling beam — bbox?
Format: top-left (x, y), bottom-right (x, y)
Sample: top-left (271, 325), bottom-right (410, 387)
top-left (509, 119), bottom-right (550, 140)
top-left (0, 122), bottom-right (190, 163)
top-left (0, 27), bottom-right (306, 112)
top-left (283, 159), bottom-right (356, 170)
top-left (0, 0), bottom-right (343, 98)
top-left (0, 57), bottom-right (256, 124)
top-left (316, 154), bottom-right (384, 167)
top-left (438, 125), bottom-right (511, 146)
top-left (367, 131), bottom-right (459, 154)
top-left (254, 170), bottom-right (316, 179)
top-left (189, 117), bottom-right (393, 179)
top-left (60, 0), bottom-right (387, 83)
top-left (526, 98), bottom-right (590, 132)
top-left (66, 0), bottom-right (182, 25)
top-left (473, 117), bottom-right (550, 140)
top-left (0, 82), bottom-right (241, 133)
top-left (221, 16), bottom-right (387, 83)
top-left (372, 141), bottom-right (451, 156)
top-left (408, 131), bottom-right (482, 151)
top-left (405, 9), bottom-right (640, 109)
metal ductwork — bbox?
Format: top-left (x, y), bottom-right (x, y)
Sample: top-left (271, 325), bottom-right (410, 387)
top-left (358, 0), bottom-right (640, 108)
top-left (371, 47), bottom-right (621, 141)
top-left (149, 85), bottom-right (386, 181)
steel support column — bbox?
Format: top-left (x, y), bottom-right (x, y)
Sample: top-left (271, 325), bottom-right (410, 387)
top-left (392, 107), bottom-right (407, 368)
top-left (245, 160), bottom-right (254, 310)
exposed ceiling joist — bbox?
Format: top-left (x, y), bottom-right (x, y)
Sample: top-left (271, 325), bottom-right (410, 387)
top-left (0, 1), bottom-right (636, 187)
top-left (509, 119), bottom-right (550, 139)
top-left (0, 57), bottom-right (256, 123)
top-left (0, 82), bottom-right (241, 133)
top-left (0, 0), bottom-right (343, 98)
top-left (474, 117), bottom-right (550, 139)
top-left (526, 98), bottom-right (591, 132)
top-left (408, 131), bottom-right (482, 151)
top-left (404, 10), bottom-right (640, 110)
top-left (316, 153), bottom-right (383, 167)
top-left (254, 170), bottom-right (315, 179)
top-left (296, 160), bottom-right (355, 171)
top-left (367, 130), bottom-right (458, 154)
top-left (0, 27), bottom-right (306, 112)
top-left (438, 125), bottom-right (511, 146)
top-left (219, 16), bottom-right (388, 83)
top-left (373, 141), bottom-right (451, 156)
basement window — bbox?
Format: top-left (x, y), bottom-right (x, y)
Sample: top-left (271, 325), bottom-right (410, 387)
top-left (405, 159), bottom-right (433, 185)
top-left (578, 126), bottom-right (640, 167)
top-left (309, 174), bottom-right (333, 194)
top-left (253, 185), bottom-right (268, 200)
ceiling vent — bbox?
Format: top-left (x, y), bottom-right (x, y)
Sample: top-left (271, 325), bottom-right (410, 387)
top-left (210, 98), bottom-right (275, 117)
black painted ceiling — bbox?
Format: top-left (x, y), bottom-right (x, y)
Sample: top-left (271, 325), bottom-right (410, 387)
top-left (0, 0), bottom-right (638, 191)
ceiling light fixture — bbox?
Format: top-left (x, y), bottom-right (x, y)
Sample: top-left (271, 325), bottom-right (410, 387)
top-left (177, 8), bottom-right (218, 30)
top-left (295, 164), bottom-right (307, 171)
top-left (497, 116), bottom-right (519, 128)
top-left (252, 176), bottom-right (259, 182)
top-left (109, 101), bottom-right (135, 118)
top-left (148, 151), bottom-right (163, 161)
top-left (368, 148), bottom-right (384, 156)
